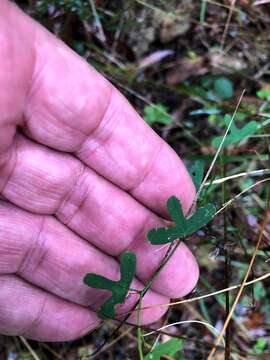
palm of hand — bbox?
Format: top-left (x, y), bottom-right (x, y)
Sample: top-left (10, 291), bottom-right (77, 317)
top-left (0, 0), bottom-right (198, 341)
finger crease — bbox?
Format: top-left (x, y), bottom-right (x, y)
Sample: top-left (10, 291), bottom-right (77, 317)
top-left (128, 141), bottom-right (164, 193)
top-left (17, 216), bottom-right (46, 275)
top-left (75, 86), bottom-right (115, 156)
top-left (21, 293), bottom-right (47, 337)
top-left (0, 137), bottom-right (19, 194)
top-left (56, 164), bottom-right (90, 226)
top-left (124, 214), bottom-right (152, 252)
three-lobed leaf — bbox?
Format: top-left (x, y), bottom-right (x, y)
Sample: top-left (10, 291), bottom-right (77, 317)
top-left (83, 252), bottom-right (136, 319)
top-left (148, 196), bottom-right (215, 245)
top-left (212, 115), bottom-right (258, 148)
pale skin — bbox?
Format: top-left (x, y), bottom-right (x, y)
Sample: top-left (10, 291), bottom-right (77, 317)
top-left (0, 1), bottom-right (199, 342)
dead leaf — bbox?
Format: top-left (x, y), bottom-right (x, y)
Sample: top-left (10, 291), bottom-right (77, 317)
top-left (210, 51), bottom-right (247, 72)
top-left (166, 56), bottom-right (208, 84)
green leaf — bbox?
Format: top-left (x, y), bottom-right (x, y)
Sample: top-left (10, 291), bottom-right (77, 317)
top-left (144, 104), bottom-right (172, 125)
top-left (188, 161), bottom-right (204, 191)
top-left (167, 196), bottom-right (187, 229)
top-left (254, 282), bottom-right (266, 301)
top-left (252, 338), bottom-right (267, 354)
top-left (179, 203), bottom-right (216, 236)
top-left (120, 251), bottom-right (137, 287)
top-left (148, 226), bottom-right (180, 245)
top-left (190, 108), bottom-right (221, 116)
top-left (223, 113), bottom-right (233, 126)
top-left (83, 273), bottom-right (116, 292)
top-left (83, 252), bottom-right (136, 319)
top-left (214, 77), bottom-right (233, 99)
top-left (148, 196), bottom-right (215, 245)
top-left (256, 88), bottom-right (270, 100)
top-left (17, 353), bottom-right (33, 360)
top-left (212, 120), bottom-right (258, 148)
top-left (234, 112), bottom-right (247, 121)
top-left (144, 338), bottom-right (183, 360)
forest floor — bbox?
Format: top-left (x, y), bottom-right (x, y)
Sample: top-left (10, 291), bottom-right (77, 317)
top-left (1, 1), bottom-right (270, 359)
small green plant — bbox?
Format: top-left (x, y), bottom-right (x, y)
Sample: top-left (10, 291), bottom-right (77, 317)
top-left (83, 162), bottom-right (216, 322)
top-left (188, 75), bottom-right (234, 103)
top-left (256, 88), bottom-right (270, 100)
top-left (213, 76), bottom-right (233, 100)
top-left (212, 114), bottom-right (258, 148)
top-left (83, 252), bottom-right (136, 319)
top-left (35, 0), bottom-right (91, 19)
top-left (144, 338), bottom-right (184, 360)
top-left (147, 196), bottom-right (215, 245)
top-left (252, 338), bottom-right (267, 354)
top-left (144, 104), bottom-right (172, 125)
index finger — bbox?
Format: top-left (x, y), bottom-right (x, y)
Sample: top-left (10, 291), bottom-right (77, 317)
top-left (1, 1), bottom-right (195, 217)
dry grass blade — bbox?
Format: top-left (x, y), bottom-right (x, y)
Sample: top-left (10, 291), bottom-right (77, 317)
top-left (87, 327), bottom-right (133, 359)
top-left (204, 168), bottom-right (270, 186)
top-left (120, 272), bottom-right (270, 314)
top-left (143, 320), bottom-right (225, 346)
top-left (253, 0), bottom-right (270, 5)
top-left (194, 90), bottom-right (245, 207)
top-left (19, 336), bottom-right (41, 360)
top-left (220, 0), bottom-right (236, 50)
top-left (215, 177), bottom-right (270, 216)
top-left (207, 191), bottom-right (270, 359)
top-left (88, 0), bottom-right (106, 43)
top-left (206, 0), bottom-right (241, 11)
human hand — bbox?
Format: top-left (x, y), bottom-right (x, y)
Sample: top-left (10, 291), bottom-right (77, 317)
top-left (0, 1), bottom-right (198, 342)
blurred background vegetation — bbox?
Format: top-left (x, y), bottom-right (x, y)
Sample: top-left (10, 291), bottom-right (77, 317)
top-left (1, 0), bottom-right (270, 359)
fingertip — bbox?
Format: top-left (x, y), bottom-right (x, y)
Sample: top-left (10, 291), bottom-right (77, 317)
top-left (127, 292), bottom-right (169, 326)
top-left (131, 144), bottom-right (196, 218)
top-left (152, 242), bottom-right (199, 299)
